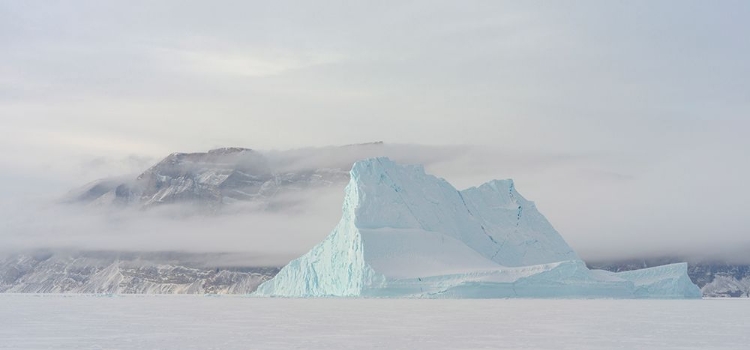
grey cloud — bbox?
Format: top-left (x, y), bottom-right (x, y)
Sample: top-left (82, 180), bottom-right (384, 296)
top-left (0, 1), bottom-right (748, 264)
top-left (0, 187), bottom-right (346, 266)
top-left (79, 155), bottom-right (155, 178)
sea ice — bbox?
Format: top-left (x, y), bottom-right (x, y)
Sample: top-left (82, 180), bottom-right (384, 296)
top-left (2, 295), bottom-right (748, 350)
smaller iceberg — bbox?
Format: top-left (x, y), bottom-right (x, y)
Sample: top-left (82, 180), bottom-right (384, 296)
top-left (254, 158), bottom-right (701, 299)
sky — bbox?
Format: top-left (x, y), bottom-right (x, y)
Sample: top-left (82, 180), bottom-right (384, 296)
top-left (1, 1), bottom-right (749, 263)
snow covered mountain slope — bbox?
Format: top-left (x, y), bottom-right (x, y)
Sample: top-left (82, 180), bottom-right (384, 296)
top-left (64, 147), bottom-right (349, 211)
top-left (702, 275), bottom-right (750, 297)
top-left (0, 252), bottom-right (278, 294)
top-left (254, 158), bottom-right (701, 298)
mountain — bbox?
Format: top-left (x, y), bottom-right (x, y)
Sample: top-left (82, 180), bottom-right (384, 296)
top-left (0, 251), bottom-right (278, 294)
top-left (254, 158), bottom-right (701, 298)
top-left (3, 146), bottom-right (355, 294)
top-left (64, 147), bottom-right (349, 211)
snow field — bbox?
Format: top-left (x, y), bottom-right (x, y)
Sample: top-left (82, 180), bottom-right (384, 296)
top-left (0, 295), bottom-right (747, 350)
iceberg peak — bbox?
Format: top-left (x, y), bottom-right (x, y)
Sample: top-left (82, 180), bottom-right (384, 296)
top-left (480, 178), bottom-right (515, 192)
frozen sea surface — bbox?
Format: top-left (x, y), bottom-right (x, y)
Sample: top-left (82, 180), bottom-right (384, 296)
top-left (1, 295), bottom-right (748, 350)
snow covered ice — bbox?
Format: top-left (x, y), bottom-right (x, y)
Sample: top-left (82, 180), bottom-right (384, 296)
top-left (1, 295), bottom-right (748, 350)
top-left (255, 158), bottom-right (701, 298)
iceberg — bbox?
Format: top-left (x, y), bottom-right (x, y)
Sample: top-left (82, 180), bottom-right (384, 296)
top-left (254, 158), bottom-right (701, 298)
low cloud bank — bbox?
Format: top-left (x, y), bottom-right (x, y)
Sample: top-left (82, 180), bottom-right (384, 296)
top-left (1, 143), bottom-right (748, 265)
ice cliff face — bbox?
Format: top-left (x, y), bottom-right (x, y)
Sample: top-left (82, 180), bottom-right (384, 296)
top-left (350, 158), bottom-right (578, 268)
top-left (591, 259), bottom-right (750, 298)
top-left (254, 158), bottom-right (702, 298)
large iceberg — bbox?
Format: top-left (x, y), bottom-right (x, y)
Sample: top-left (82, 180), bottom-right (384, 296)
top-left (254, 158), bottom-right (701, 298)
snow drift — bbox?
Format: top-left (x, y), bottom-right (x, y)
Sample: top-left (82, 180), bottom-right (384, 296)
top-left (254, 158), bottom-right (701, 298)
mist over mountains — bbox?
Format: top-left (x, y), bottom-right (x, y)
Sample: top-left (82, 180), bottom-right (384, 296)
top-left (0, 142), bottom-right (748, 296)
top-left (3, 143), bottom-right (469, 261)
top-left (1, 142), bottom-right (748, 263)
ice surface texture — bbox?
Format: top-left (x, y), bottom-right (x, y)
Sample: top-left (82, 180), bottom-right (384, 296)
top-left (6, 296), bottom-right (750, 350)
top-left (255, 158), bottom-right (701, 298)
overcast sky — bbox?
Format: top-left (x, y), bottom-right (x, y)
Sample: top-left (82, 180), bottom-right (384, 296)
top-left (1, 1), bottom-right (749, 261)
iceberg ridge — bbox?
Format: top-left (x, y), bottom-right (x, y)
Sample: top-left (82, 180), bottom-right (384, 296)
top-left (254, 158), bottom-right (701, 298)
